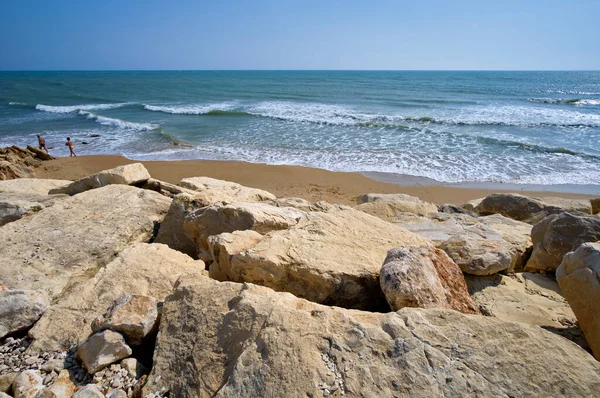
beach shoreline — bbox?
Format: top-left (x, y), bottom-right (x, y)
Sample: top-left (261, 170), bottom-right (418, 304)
top-left (35, 155), bottom-right (597, 206)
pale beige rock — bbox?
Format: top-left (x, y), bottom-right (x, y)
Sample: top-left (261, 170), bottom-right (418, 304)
top-left (226, 207), bottom-right (431, 310)
top-left (0, 179), bottom-right (70, 226)
top-left (144, 278), bottom-right (600, 398)
top-left (355, 199), bottom-right (438, 219)
top-left (208, 230), bottom-right (264, 281)
top-left (154, 193), bottom-right (209, 258)
top-left (0, 289), bottom-right (49, 338)
top-left (557, 242), bottom-right (600, 360)
top-left (0, 392), bottom-right (10, 398)
top-left (439, 234), bottom-right (514, 275)
top-left (72, 384), bottom-right (104, 398)
top-left (140, 178), bottom-right (198, 198)
top-left (28, 243), bottom-right (205, 353)
top-left (92, 294), bottom-right (158, 345)
top-left (179, 176), bottom-right (275, 205)
top-left (265, 197), bottom-right (323, 212)
top-left (591, 198), bottom-right (600, 215)
top-left (475, 193), bottom-right (592, 224)
top-left (479, 214), bottom-right (533, 272)
top-left (35, 369), bottom-right (76, 398)
top-left (49, 163), bottom-right (151, 195)
top-left (0, 185), bottom-right (170, 303)
top-left (357, 192), bottom-right (423, 204)
top-left (78, 330), bottom-right (132, 374)
top-left (0, 373), bottom-right (16, 394)
top-left (526, 212), bottom-right (600, 272)
top-left (463, 197), bottom-right (484, 211)
top-left (120, 358), bottom-right (148, 379)
top-left (0, 179), bottom-right (72, 196)
top-left (184, 201), bottom-right (305, 261)
top-left (0, 199), bottom-right (43, 226)
top-left (12, 370), bottom-right (43, 398)
top-left (380, 246), bottom-right (479, 314)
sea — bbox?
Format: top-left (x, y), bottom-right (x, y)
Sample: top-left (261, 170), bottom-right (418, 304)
top-left (1, 71), bottom-right (599, 192)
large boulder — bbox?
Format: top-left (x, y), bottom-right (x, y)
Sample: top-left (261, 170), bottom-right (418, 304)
top-left (12, 370), bottom-right (44, 398)
top-left (0, 179), bottom-right (72, 197)
top-left (219, 207), bottom-right (431, 310)
top-left (35, 369), bottom-right (76, 398)
top-left (184, 201), bottom-right (305, 261)
top-left (28, 243), bottom-right (205, 352)
top-left (0, 179), bottom-right (70, 226)
top-left (380, 246), bottom-right (479, 314)
top-left (179, 176), bottom-right (276, 205)
top-left (144, 277), bottom-right (600, 397)
top-left (475, 193), bottom-right (591, 224)
top-left (526, 212), bottom-right (600, 272)
top-left (77, 330), bottom-right (132, 374)
top-left (208, 230), bottom-right (264, 281)
top-left (154, 193), bottom-right (208, 258)
top-left (0, 289), bottom-right (49, 338)
top-left (140, 178), bottom-right (198, 198)
top-left (0, 185), bottom-right (170, 304)
top-left (393, 212), bottom-right (531, 275)
top-left (356, 193), bottom-right (438, 218)
top-left (49, 163), bottom-right (151, 195)
top-left (557, 242), bottom-right (600, 360)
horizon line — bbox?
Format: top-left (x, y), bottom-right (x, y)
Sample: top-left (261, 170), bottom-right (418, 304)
top-left (1, 69), bottom-right (599, 73)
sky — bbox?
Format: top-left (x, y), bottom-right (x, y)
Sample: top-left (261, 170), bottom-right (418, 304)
top-left (0, 0), bottom-right (598, 70)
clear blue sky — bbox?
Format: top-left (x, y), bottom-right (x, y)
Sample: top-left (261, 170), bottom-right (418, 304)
top-left (1, 0), bottom-right (598, 70)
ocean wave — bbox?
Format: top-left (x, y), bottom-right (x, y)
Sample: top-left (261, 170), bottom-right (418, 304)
top-left (34, 103), bottom-right (130, 113)
top-left (143, 103), bottom-right (239, 115)
top-left (527, 98), bottom-right (600, 106)
top-left (77, 110), bottom-right (159, 131)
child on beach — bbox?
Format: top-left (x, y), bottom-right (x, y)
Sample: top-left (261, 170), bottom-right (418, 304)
top-left (37, 135), bottom-right (48, 153)
top-left (65, 137), bottom-right (76, 157)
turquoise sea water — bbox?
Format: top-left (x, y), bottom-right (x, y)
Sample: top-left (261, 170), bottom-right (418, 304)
top-left (0, 71), bottom-right (599, 187)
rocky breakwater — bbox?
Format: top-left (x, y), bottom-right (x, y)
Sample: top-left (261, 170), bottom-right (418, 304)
top-left (0, 166), bottom-right (599, 397)
top-left (0, 146), bottom-right (55, 181)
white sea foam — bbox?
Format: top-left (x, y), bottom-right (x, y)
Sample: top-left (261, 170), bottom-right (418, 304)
top-left (143, 102), bottom-right (238, 115)
top-left (35, 103), bottom-right (129, 113)
top-left (574, 99), bottom-right (600, 106)
top-left (77, 110), bottom-right (158, 131)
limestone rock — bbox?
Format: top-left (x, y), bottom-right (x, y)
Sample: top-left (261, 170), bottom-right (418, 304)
top-left (140, 178), bottom-right (198, 198)
top-left (208, 230), bottom-right (264, 281)
top-left (0, 289), bottom-right (49, 338)
top-left (357, 192), bottom-right (423, 204)
top-left (356, 193), bottom-right (438, 218)
top-left (184, 201), bottom-right (305, 261)
top-left (557, 242), bottom-right (600, 360)
top-left (591, 198), bottom-right (600, 215)
top-left (440, 235), bottom-right (514, 275)
top-left (0, 200), bottom-right (43, 226)
top-left (0, 185), bottom-right (170, 303)
top-left (0, 392), bottom-right (9, 398)
top-left (462, 197), bottom-right (484, 211)
top-left (12, 370), bottom-right (44, 398)
top-left (224, 207), bottom-right (431, 310)
top-left (526, 212), bottom-right (600, 272)
top-left (475, 193), bottom-right (591, 224)
top-left (25, 146), bottom-right (54, 161)
top-left (28, 243), bottom-right (205, 353)
top-left (154, 193), bottom-right (208, 258)
top-left (0, 179), bottom-right (70, 226)
top-left (144, 278), bottom-right (600, 397)
top-left (479, 214), bottom-right (533, 272)
top-left (265, 197), bottom-right (323, 212)
top-left (179, 176), bottom-right (275, 205)
top-left (92, 294), bottom-right (158, 345)
top-left (72, 384), bottom-right (104, 398)
top-left (35, 369), bottom-right (76, 398)
top-left (78, 330), bottom-right (132, 374)
top-left (0, 179), bottom-right (72, 197)
top-left (49, 163), bottom-right (151, 195)
top-left (120, 358), bottom-right (148, 379)
top-left (380, 246), bottom-right (479, 314)
top-left (0, 373), bottom-right (17, 394)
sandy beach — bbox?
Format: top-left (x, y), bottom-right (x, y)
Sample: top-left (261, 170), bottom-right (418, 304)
top-left (36, 155), bottom-right (596, 205)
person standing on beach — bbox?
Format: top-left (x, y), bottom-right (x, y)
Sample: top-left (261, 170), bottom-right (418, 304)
top-left (65, 137), bottom-right (76, 157)
top-left (37, 134), bottom-right (49, 153)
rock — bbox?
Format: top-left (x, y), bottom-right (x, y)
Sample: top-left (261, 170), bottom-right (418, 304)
top-left (0, 179), bottom-right (72, 197)
top-left (0, 290), bottom-right (49, 338)
top-left (478, 214), bottom-right (533, 272)
top-left (0, 185), bottom-right (170, 303)
top-left (35, 370), bottom-right (76, 398)
top-left (153, 193), bottom-right (208, 258)
top-left (265, 197), bottom-right (320, 212)
top-left (0, 200), bottom-right (43, 226)
top-left (437, 203), bottom-right (477, 216)
top-left (357, 192), bottom-right (422, 204)
top-left (440, 235), bottom-right (516, 276)
top-left (12, 370), bottom-right (44, 398)
top-left (179, 176), bottom-right (276, 205)
top-left (0, 179), bottom-right (70, 226)
top-left (475, 193), bottom-right (592, 224)
top-left (526, 212), bottom-right (600, 272)
top-left (356, 193), bottom-right (438, 218)
top-left (0, 392), bottom-right (10, 398)
top-left (77, 330), bottom-right (132, 374)
top-left (184, 201), bottom-right (305, 261)
top-left (92, 295), bottom-right (159, 346)
top-left (105, 389), bottom-right (127, 398)
top-left (28, 243), bottom-right (205, 353)
top-left (557, 242), bottom-right (600, 360)
top-left (466, 273), bottom-right (580, 333)
top-left (208, 230), bottom-right (264, 281)
top-left (462, 197), bottom-right (484, 211)
top-left (120, 358), bottom-right (147, 379)
top-left (39, 359), bottom-right (64, 373)
top-left (0, 146), bottom-right (52, 181)
top-left (49, 163), bottom-right (151, 195)
top-left (144, 277), bottom-right (600, 397)
top-left (0, 373), bottom-right (17, 393)
top-left (591, 198), bottom-right (600, 215)
top-left (140, 178), bottom-right (197, 198)
top-left (380, 246), bottom-right (479, 314)
top-left (72, 384), bottom-right (104, 398)
top-left (223, 207), bottom-right (431, 310)
top-left (25, 146), bottom-right (54, 161)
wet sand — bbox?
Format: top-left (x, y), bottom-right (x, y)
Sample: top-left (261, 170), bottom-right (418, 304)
top-left (36, 155), bottom-right (597, 206)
